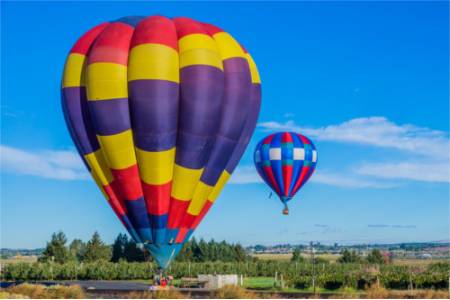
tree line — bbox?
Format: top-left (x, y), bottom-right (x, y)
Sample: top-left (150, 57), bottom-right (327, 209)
top-left (38, 231), bottom-right (250, 264)
top-left (291, 248), bottom-right (390, 265)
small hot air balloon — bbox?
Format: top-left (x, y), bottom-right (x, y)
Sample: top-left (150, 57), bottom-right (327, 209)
top-left (61, 16), bottom-right (261, 269)
top-left (254, 132), bottom-right (317, 215)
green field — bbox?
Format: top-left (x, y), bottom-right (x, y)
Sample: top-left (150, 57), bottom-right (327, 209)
top-left (244, 277), bottom-right (276, 289)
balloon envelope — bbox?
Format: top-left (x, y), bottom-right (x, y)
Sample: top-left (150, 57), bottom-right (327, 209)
top-left (254, 132), bottom-right (317, 214)
top-left (61, 16), bottom-right (261, 268)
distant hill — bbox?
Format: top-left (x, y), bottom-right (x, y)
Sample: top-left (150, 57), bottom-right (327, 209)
top-left (246, 241), bottom-right (450, 253)
top-left (0, 248), bottom-right (44, 258)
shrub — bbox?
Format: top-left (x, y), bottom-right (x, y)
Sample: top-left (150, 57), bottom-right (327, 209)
top-left (0, 291), bottom-right (29, 299)
top-left (287, 275), bottom-right (310, 289)
top-left (335, 287), bottom-right (360, 299)
top-left (323, 279), bottom-right (343, 290)
top-left (413, 289), bottom-right (449, 299)
top-left (4, 283), bottom-right (85, 299)
top-left (213, 285), bottom-right (257, 299)
top-left (364, 285), bottom-right (389, 299)
top-left (46, 285), bottom-right (85, 299)
top-left (6, 283), bottom-right (47, 299)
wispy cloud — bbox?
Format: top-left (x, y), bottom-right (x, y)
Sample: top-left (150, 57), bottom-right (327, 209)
top-left (368, 224), bottom-right (417, 229)
top-left (1, 145), bottom-right (88, 180)
top-left (258, 117), bottom-right (449, 185)
top-left (229, 165), bottom-right (394, 188)
top-left (1, 105), bottom-right (24, 118)
top-left (258, 116), bottom-right (449, 159)
top-left (228, 165), bottom-right (263, 184)
top-left (314, 224), bottom-right (329, 228)
top-left (311, 170), bottom-right (397, 189)
top-left (355, 161), bottom-right (449, 183)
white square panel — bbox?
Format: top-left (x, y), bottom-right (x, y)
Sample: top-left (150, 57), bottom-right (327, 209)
top-left (269, 148), bottom-right (281, 160)
top-left (294, 148), bottom-right (305, 160)
top-left (312, 150), bottom-right (317, 162)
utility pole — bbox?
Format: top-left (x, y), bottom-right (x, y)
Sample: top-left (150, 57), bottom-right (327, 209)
top-left (310, 241), bottom-right (316, 295)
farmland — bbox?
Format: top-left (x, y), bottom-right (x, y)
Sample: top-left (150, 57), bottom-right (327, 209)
top-left (2, 238), bottom-right (449, 298)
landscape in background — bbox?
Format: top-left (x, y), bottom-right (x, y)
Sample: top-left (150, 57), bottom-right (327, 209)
top-left (1, 231), bottom-right (449, 298)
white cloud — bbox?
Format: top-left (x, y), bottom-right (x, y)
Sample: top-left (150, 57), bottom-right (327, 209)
top-left (258, 116), bottom-right (449, 159)
top-left (229, 165), bottom-right (394, 189)
top-left (311, 170), bottom-right (397, 189)
top-left (355, 161), bottom-right (450, 183)
top-left (229, 165), bottom-right (263, 184)
top-left (1, 145), bottom-right (89, 180)
top-left (258, 116), bottom-right (449, 185)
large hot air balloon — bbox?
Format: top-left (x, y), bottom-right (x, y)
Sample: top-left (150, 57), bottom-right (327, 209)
top-left (61, 16), bottom-right (261, 269)
top-left (254, 132), bottom-right (317, 215)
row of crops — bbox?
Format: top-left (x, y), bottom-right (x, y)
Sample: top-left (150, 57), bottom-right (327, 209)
top-left (1, 261), bottom-right (448, 290)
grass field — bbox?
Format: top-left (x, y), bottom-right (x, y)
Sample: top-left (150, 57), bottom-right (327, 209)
top-left (0, 256), bottom-right (38, 264)
top-left (252, 253), bottom-right (340, 262)
top-left (243, 277), bottom-right (276, 290)
top-left (252, 253), bottom-right (447, 266)
top-left (392, 258), bottom-right (448, 266)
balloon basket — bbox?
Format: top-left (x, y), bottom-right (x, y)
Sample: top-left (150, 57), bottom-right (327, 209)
top-left (282, 202), bottom-right (289, 215)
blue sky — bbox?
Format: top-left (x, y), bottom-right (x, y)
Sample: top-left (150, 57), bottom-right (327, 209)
top-left (1, 1), bottom-right (449, 248)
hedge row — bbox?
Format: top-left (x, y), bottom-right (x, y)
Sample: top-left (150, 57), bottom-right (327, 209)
top-left (1, 261), bottom-right (448, 290)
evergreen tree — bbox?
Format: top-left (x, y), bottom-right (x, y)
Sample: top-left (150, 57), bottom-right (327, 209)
top-left (39, 231), bottom-right (71, 264)
top-left (111, 233), bottom-right (128, 262)
top-left (124, 240), bottom-right (146, 262)
top-left (83, 231), bottom-right (111, 262)
top-left (291, 248), bottom-right (305, 263)
top-left (337, 249), bottom-right (362, 263)
top-left (367, 249), bottom-right (385, 264)
top-left (69, 239), bottom-right (86, 261)
top-left (197, 239), bottom-right (208, 262)
top-left (234, 244), bottom-right (247, 262)
top-left (176, 241), bottom-right (194, 262)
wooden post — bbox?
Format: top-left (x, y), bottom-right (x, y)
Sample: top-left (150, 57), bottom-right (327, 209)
top-left (311, 242), bottom-right (316, 294)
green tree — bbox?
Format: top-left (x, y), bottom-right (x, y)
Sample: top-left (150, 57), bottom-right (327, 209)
top-left (69, 239), bottom-right (86, 261)
top-left (124, 240), bottom-right (146, 262)
top-left (367, 249), bottom-right (385, 264)
top-left (83, 232), bottom-right (111, 262)
top-left (291, 248), bottom-right (305, 263)
top-left (234, 244), bottom-right (247, 262)
top-left (39, 231), bottom-right (71, 264)
top-left (337, 249), bottom-right (362, 263)
top-left (111, 233), bottom-right (128, 262)
top-left (177, 240), bottom-right (194, 262)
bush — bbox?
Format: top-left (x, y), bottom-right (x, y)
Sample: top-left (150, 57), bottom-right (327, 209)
top-left (4, 283), bottom-right (85, 299)
top-left (0, 291), bottom-right (29, 299)
top-left (45, 285), bottom-right (85, 299)
top-left (6, 283), bottom-right (46, 298)
top-left (335, 287), bottom-right (360, 299)
top-left (213, 285), bottom-right (257, 299)
top-left (288, 276), bottom-right (310, 289)
top-left (364, 285), bottom-right (389, 299)
top-left (323, 279), bottom-right (343, 290)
